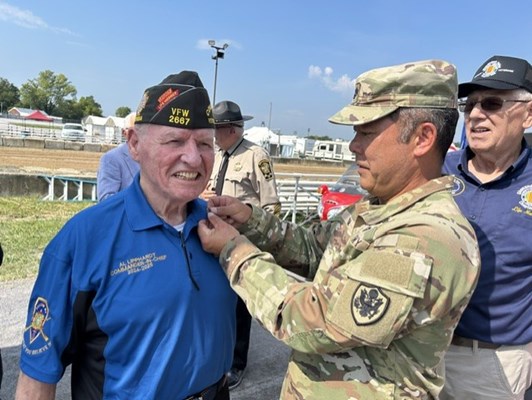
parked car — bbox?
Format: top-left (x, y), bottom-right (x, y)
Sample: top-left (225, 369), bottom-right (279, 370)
top-left (61, 123), bottom-right (86, 142)
top-left (317, 164), bottom-right (367, 220)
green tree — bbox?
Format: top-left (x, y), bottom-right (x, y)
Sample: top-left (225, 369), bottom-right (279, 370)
top-left (55, 99), bottom-right (82, 121)
top-left (115, 106), bottom-right (131, 117)
top-left (0, 78), bottom-right (20, 113)
top-left (78, 96), bottom-right (103, 117)
top-left (19, 70), bottom-right (77, 116)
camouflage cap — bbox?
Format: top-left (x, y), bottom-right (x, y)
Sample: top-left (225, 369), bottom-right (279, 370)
top-left (329, 60), bottom-right (458, 126)
top-left (135, 70), bottom-right (214, 129)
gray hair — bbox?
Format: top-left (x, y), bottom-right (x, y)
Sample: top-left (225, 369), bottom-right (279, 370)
top-left (390, 107), bottom-right (459, 160)
top-left (512, 89), bottom-right (532, 101)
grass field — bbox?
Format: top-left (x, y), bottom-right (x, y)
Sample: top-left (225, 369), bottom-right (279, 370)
top-left (0, 146), bottom-right (348, 282)
top-left (0, 197), bottom-right (92, 281)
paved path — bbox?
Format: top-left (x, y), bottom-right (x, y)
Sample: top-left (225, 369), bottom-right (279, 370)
top-left (0, 278), bottom-right (290, 400)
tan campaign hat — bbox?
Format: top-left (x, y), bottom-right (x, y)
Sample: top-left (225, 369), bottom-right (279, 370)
top-left (329, 59), bottom-right (458, 126)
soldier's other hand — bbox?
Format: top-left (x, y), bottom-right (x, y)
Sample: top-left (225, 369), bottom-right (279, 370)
top-left (207, 196), bottom-right (252, 226)
top-left (198, 212), bottom-right (240, 256)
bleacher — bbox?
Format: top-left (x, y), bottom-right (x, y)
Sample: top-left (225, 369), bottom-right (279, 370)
top-left (40, 175), bottom-right (97, 202)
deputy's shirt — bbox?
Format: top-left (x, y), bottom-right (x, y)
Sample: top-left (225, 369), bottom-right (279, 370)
top-left (209, 138), bottom-right (281, 215)
top-left (218, 176), bottom-right (480, 399)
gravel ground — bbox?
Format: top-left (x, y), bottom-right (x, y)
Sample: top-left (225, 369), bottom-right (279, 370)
top-left (0, 278), bottom-right (291, 400)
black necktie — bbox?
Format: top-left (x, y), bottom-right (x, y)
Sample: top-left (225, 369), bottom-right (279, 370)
top-left (214, 152), bottom-right (229, 195)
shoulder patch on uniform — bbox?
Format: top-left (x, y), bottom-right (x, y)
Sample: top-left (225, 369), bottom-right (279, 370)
top-left (351, 284), bottom-right (389, 325)
top-left (258, 159), bottom-right (274, 181)
top-left (25, 296), bottom-right (51, 344)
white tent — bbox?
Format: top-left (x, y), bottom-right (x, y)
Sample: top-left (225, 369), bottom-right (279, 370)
top-left (244, 126), bottom-right (278, 147)
top-left (244, 126), bottom-right (316, 158)
top-left (83, 115), bottom-right (128, 143)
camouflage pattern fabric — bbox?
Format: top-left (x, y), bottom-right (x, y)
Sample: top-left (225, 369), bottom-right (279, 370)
top-left (219, 176), bottom-right (480, 399)
top-left (329, 60), bottom-right (458, 126)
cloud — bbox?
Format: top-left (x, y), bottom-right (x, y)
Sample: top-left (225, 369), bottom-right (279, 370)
top-left (0, 2), bottom-right (75, 35)
top-left (196, 38), bottom-right (242, 51)
top-left (308, 65), bottom-right (354, 93)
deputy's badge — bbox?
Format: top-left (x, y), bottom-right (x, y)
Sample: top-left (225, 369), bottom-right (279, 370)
top-left (351, 284), bottom-right (389, 325)
top-left (25, 297), bottom-right (51, 344)
top-left (234, 162), bottom-right (243, 172)
top-left (258, 159), bottom-right (274, 181)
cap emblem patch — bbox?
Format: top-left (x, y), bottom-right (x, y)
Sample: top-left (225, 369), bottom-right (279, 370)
top-left (481, 60), bottom-right (501, 78)
top-left (157, 88), bottom-right (179, 111)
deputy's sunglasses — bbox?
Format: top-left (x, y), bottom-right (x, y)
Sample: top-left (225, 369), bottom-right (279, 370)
top-left (458, 96), bottom-right (530, 113)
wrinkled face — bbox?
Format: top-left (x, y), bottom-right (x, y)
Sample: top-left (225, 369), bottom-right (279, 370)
top-left (349, 117), bottom-right (415, 203)
top-left (464, 89), bottom-right (532, 156)
top-left (129, 124), bottom-right (214, 206)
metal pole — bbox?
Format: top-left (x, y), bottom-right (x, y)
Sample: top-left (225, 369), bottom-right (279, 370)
top-left (213, 56), bottom-right (219, 106)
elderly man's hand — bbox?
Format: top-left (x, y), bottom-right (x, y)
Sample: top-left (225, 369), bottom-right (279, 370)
top-left (207, 195), bottom-right (252, 227)
top-left (198, 212), bottom-right (240, 256)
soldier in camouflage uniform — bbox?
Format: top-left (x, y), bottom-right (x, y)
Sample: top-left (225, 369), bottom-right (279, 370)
top-left (198, 60), bottom-right (481, 399)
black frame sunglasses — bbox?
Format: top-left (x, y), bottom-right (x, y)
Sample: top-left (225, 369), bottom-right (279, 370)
top-left (458, 96), bottom-right (530, 113)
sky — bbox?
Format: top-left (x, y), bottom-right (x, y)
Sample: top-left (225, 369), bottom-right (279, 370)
top-left (0, 0), bottom-right (530, 142)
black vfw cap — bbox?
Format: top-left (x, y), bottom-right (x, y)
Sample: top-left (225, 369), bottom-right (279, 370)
top-left (135, 71), bottom-right (214, 129)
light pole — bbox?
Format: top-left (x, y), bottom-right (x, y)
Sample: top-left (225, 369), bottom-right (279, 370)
top-left (208, 40), bottom-right (229, 106)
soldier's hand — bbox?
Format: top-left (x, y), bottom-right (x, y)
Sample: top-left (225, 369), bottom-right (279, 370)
top-left (198, 212), bottom-right (240, 256)
top-left (207, 195), bottom-right (252, 226)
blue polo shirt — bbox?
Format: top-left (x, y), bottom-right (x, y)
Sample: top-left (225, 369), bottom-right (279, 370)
top-left (444, 141), bottom-right (532, 345)
top-left (20, 176), bottom-right (237, 399)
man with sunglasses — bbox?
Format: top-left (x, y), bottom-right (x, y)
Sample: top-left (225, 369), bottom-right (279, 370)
top-left (205, 100), bottom-right (281, 390)
top-left (442, 56), bottom-right (532, 400)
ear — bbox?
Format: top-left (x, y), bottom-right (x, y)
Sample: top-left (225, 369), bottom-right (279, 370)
top-left (127, 128), bottom-right (140, 162)
top-left (522, 101), bottom-right (532, 130)
top-left (412, 122), bottom-right (437, 157)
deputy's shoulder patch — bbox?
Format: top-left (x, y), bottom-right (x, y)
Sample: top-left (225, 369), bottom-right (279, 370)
top-left (351, 284), bottom-right (389, 325)
top-left (258, 159), bottom-right (274, 181)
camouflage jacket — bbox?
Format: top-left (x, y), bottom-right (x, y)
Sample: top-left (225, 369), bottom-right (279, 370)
top-left (219, 176), bottom-right (480, 399)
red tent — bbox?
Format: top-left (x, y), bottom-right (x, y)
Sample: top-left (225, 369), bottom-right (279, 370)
top-left (26, 110), bottom-right (53, 122)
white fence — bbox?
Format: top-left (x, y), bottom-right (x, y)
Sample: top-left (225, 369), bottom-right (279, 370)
top-left (276, 173), bottom-right (340, 224)
top-left (37, 172), bottom-right (342, 224)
